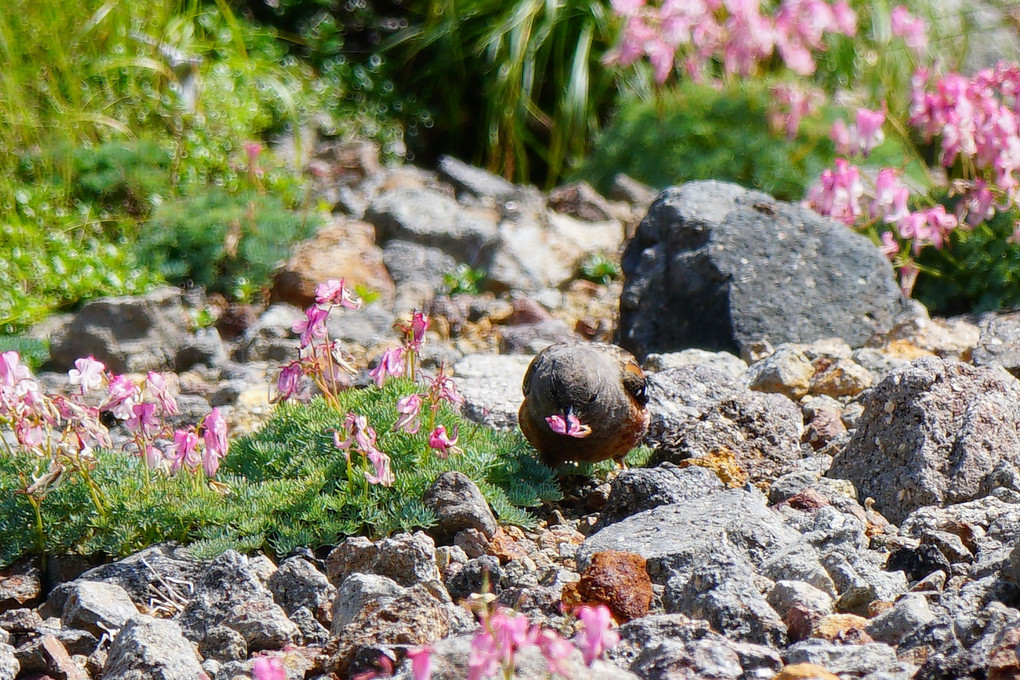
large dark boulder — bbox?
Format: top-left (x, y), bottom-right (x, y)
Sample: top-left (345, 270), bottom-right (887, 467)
top-left (618, 181), bottom-right (909, 359)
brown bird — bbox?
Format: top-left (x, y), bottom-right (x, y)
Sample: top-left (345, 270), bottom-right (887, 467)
top-left (518, 341), bottom-right (650, 467)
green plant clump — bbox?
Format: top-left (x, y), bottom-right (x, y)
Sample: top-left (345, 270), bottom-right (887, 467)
top-left (577, 81), bottom-right (838, 201)
top-left (0, 379), bottom-right (563, 566)
top-left (135, 189), bottom-right (320, 296)
top-left (912, 203), bottom-right (1020, 316)
top-left (0, 336), bottom-right (49, 371)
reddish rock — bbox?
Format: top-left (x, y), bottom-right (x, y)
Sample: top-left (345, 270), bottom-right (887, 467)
top-left (270, 219), bottom-right (395, 309)
top-left (0, 558), bottom-right (42, 611)
top-left (804, 407), bottom-right (847, 450)
top-left (562, 551), bottom-right (652, 623)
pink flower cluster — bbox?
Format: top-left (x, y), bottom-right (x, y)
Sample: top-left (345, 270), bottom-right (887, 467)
top-left (369, 311), bottom-right (430, 387)
top-left (911, 63), bottom-right (1020, 214)
top-left (392, 363), bottom-right (466, 459)
top-left (334, 413), bottom-right (395, 487)
top-left (276, 279), bottom-right (363, 402)
top-left (609, 0), bottom-right (856, 84)
top-left (468, 605), bottom-right (619, 679)
top-left (0, 351), bottom-right (229, 495)
top-left (769, 83), bottom-right (823, 139)
top-left (832, 107), bottom-right (886, 157)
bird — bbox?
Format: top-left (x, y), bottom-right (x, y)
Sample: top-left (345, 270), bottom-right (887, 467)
top-left (518, 341), bottom-right (650, 467)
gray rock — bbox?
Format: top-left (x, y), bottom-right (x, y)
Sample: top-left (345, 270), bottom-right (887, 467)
top-left (746, 346), bottom-right (816, 400)
top-left (331, 573), bottom-right (405, 636)
top-left (609, 173), bottom-right (658, 207)
top-left (383, 240), bottom-right (457, 289)
top-left (630, 639), bottom-right (742, 680)
top-left (327, 581), bottom-right (474, 677)
top-left (237, 304), bottom-right (303, 363)
top-left (289, 606), bottom-right (330, 646)
top-left (267, 557), bottom-right (335, 627)
top-left (391, 633), bottom-right (639, 680)
top-left (498, 319), bottom-right (576, 354)
top-left (642, 349), bottom-right (748, 381)
top-left (829, 357), bottom-right (1020, 523)
top-left (547, 181), bottom-right (617, 222)
top-left (0, 644), bottom-right (16, 680)
top-left (446, 555), bottom-right (503, 602)
top-left (326, 532), bottom-right (441, 588)
top-left (327, 305), bottom-right (397, 349)
top-left (452, 353), bottom-right (533, 430)
top-left (103, 615), bottom-right (205, 680)
top-left (176, 550), bottom-right (299, 650)
top-left (645, 366), bottom-right (740, 444)
top-left (851, 347), bottom-right (911, 382)
top-left (594, 464), bottom-right (725, 530)
top-left (175, 327), bottom-right (227, 372)
top-left (784, 639), bottom-right (906, 677)
top-left (437, 155), bottom-right (516, 201)
top-left (865, 593), bottom-right (935, 644)
top-left (973, 309), bottom-right (1020, 378)
top-left (761, 542), bottom-right (837, 597)
top-left (198, 624), bottom-right (247, 662)
top-left (487, 213), bottom-right (623, 292)
top-left (423, 471), bottom-right (499, 543)
top-left (49, 287), bottom-right (191, 373)
top-left (666, 547), bottom-right (787, 646)
top-left (366, 187), bottom-right (499, 267)
top-left (579, 489), bottom-right (800, 586)
top-left (42, 544), bottom-right (205, 618)
top-left (768, 580), bottom-right (834, 618)
top-left (61, 581), bottom-right (139, 637)
top-left (650, 383), bottom-right (804, 487)
top-left (618, 181), bottom-right (908, 359)
top-left (822, 551), bottom-right (908, 614)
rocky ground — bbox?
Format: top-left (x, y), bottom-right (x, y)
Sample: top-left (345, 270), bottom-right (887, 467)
top-left (6, 151), bottom-right (1020, 680)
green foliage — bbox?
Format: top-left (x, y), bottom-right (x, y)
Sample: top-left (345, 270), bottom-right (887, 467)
top-left (20, 141), bottom-right (173, 214)
top-left (442, 264), bottom-right (487, 296)
top-left (0, 0), bottom-right (402, 332)
top-left (578, 253), bottom-right (621, 286)
top-left (387, 0), bottom-right (633, 186)
top-left (135, 190), bottom-right (320, 298)
top-left (913, 204), bottom-right (1020, 315)
top-left (0, 336), bottom-right (49, 371)
top-left (577, 81), bottom-right (837, 201)
top-left (0, 379), bottom-right (563, 566)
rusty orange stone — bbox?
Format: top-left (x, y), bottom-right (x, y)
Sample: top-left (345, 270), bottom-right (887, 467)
top-left (562, 550), bottom-right (652, 623)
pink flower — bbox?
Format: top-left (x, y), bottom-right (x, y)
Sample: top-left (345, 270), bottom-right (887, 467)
top-left (146, 372), bottom-right (178, 416)
top-left (103, 375), bottom-right (139, 420)
top-left (855, 107), bottom-right (886, 156)
top-left (891, 5), bottom-right (927, 54)
top-left (408, 311), bottom-right (430, 352)
top-left (897, 211), bottom-right (931, 254)
top-left (315, 278), bottom-right (362, 309)
top-left (536, 629), bottom-right (573, 677)
top-left (611, 0), bottom-right (644, 17)
top-left (0, 351), bottom-right (31, 388)
top-left (546, 413), bottom-right (593, 438)
top-left (831, 118), bottom-right (852, 155)
top-left (871, 168), bottom-right (910, 224)
top-left (573, 605), bottom-right (620, 666)
top-left (880, 231), bottom-right (899, 259)
top-left (427, 368), bottom-right (464, 405)
top-left (831, 1), bottom-right (857, 36)
top-left (293, 305), bottom-right (329, 348)
top-left (406, 647), bottom-right (432, 680)
top-left (369, 347), bottom-right (406, 387)
top-left (921, 204), bottom-right (958, 249)
top-left (490, 610), bottom-right (534, 665)
top-left (252, 657), bottom-right (285, 680)
top-left (276, 362), bottom-right (303, 401)
top-left (126, 402), bottom-right (159, 438)
top-left (68, 357), bottom-right (105, 393)
top-left (962, 179), bottom-right (996, 226)
top-left (364, 448), bottom-right (395, 486)
top-left (143, 444), bottom-right (162, 469)
top-left (394, 394), bottom-right (422, 434)
top-left (428, 424), bottom-right (461, 459)
top-left (165, 428), bottom-right (201, 473)
top-left (202, 408), bottom-right (229, 477)
top-left (769, 84), bottom-right (821, 139)
top-left (805, 159), bottom-right (865, 225)
top-left (467, 629), bottom-right (500, 680)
